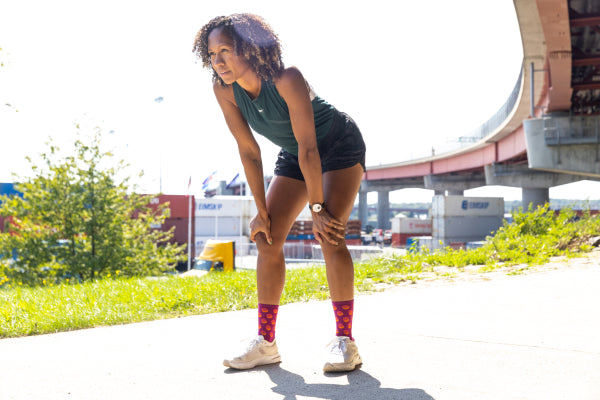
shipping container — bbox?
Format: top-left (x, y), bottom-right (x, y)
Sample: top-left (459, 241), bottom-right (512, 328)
top-left (391, 233), bottom-right (419, 247)
top-left (432, 195), bottom-right (504, 218)
top-left (406, 236), bottom-right (433, 252)
top-left (0, 183), bottom-right (21, 197)
top-left (146, 194), bottom-right (195, 219)
top-left (159, 218), bottom-right (192, 244)
top-left (152, 215), bottom-right (196, 270)
top-left (429, 235), bottom-right (495, 250)
top-left (282, 239), bottom-right (315, 259)
top-left (289, 219), bottom-right (361, 238)
top-left (195, 216), bottom-right (246, 236)
top-left (466, 241), bottom-right (486, 249)
top-left (433, 216), bottom-right (503, 238)
top-left (285, 237), bottom-right (363, 260)
top-left (312, 241), bottom-right (382, 261)
top-left (196, 196), bottom-right (257, 218)
top-left (391, 217), bottom-right (432, 234)
top-left (448, 242), bottom-right (466, 250)
top-left (289, 220), bottom-right (313, 236)
top-left (0, 183), bottom-right (22, 234)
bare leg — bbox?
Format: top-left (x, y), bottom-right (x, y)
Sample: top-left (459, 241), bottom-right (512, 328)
top-left (255, 175), bottom-right (308, 305)
top-left (320, 164), bottom-right (364, 301)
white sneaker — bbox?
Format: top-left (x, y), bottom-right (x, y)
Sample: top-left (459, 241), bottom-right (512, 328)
top-left (223, 335), bottom-right (281, 370)
top-left (323, 336), bottom-right (362, 372)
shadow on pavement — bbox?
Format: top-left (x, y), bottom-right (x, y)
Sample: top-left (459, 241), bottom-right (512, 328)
top-left (226, 364), bottom-right (435, 400)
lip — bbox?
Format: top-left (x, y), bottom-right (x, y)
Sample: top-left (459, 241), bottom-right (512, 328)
top-left (219, 70), bottom-right (231, 77)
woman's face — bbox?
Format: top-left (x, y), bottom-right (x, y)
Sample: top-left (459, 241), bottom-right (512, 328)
top-left (207, 27), bottom-right (252, 85)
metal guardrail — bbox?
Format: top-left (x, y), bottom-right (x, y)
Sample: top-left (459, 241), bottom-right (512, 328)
top-left (429, 60), bottom-right (524, 155)
top-left (234, 242), bottom-right (385, 270)
top-left (458, 61), bottom-right (524, 143)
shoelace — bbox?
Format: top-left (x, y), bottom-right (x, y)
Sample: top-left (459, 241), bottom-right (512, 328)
top-left (326, 337), bottom-right (348, 355)
top-left (244, 336), bottom-right (265, 352)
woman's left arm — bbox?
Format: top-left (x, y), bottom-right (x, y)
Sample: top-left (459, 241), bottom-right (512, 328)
top-left (276, 67), bottom-right (345, 245)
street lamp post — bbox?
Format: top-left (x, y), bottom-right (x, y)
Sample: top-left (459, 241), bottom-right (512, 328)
top-left (154, 96), bottom-right (164, 193)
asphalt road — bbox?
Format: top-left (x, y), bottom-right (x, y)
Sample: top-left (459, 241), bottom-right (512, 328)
top-left (1, 254), bottom-right (599, 400)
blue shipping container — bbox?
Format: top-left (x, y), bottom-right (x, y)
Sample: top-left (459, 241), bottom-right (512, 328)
top-left (0, 183), bottom-right (22, 197)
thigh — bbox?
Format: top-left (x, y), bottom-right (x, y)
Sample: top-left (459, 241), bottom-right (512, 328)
top-left (263, 175), bottom-right (309, 245)
top-left (322, 163), bottom-right (364, 223)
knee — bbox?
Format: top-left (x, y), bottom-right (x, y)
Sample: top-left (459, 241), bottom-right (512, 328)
top-left (320, 240), bottom-right (352, 260)
top-left (256, 238), bottom-right (285, 259)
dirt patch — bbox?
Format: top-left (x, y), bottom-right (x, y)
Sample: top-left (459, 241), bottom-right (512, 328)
top-left (383, 248), bottom-right (600, 290)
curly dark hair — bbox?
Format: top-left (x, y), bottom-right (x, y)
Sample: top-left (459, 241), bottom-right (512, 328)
top-left (192, 13), bottom-right (284, 86)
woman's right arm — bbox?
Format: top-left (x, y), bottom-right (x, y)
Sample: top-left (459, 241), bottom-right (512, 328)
top-left (212, 83), bottom-right (272, 244)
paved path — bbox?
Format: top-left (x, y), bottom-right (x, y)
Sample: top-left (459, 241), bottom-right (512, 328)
top-left (1, 256), bottom-right (599, 399)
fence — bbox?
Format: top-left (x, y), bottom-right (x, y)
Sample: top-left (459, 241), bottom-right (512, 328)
top-left (461, 62), bottom-right (524, 142)
top-left (234, 242), bottom-right (385, 270)
top-left (544, 114), bottom-right (600, 146)
top-left (428, 60), bottom-right (524, 157)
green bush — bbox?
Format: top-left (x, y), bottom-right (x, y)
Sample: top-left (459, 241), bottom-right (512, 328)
top-left (484, 204), bottom-right (598, 265)
top-left (0, 131), bottom-right (185, 287)
top-left (362, 204), bottom-right (600, 274)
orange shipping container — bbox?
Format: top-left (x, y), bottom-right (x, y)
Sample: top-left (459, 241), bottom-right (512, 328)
top-left (147, 194), bottom-right (195, 219)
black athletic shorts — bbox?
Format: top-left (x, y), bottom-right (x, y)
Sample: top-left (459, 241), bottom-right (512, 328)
top-left (273, 109), bottom-right (366, 181)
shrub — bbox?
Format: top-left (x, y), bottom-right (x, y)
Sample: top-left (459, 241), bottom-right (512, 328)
top-left (0, 131), bottom-right (185, 287)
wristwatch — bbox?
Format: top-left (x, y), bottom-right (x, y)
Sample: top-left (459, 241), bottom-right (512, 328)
top-left (309, 202), bottom-right (325, 213)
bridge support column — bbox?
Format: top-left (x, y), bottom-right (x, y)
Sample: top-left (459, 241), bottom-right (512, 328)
top-left (424, 173), bottom-right (485, 196)
top-left (522, 188), bottom-right (549, 210)
top-left (524, 116), bottom-right (600, 178)
top-left (377, 190), bottom-right (390, 230)
top-left (485, 163), bottom-right (594, 209)
top-left (358, 189), bottom-right (368, 230)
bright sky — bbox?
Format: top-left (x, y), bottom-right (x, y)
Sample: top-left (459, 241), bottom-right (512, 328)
top-left (1, 0), bottom-right (599, 203)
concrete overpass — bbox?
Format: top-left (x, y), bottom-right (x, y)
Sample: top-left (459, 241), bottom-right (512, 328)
top-left (360, 0), bottom-right (600, 229)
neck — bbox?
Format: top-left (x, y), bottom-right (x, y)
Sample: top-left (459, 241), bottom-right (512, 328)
top-left (236, 73), bottom-right (262, 99)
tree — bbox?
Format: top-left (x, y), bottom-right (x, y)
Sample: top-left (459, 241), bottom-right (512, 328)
top-left (0, 129), bottom-right (184, 285)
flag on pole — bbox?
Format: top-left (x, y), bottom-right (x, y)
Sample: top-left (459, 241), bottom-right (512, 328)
top-left (202, 170), bottom-right (217, 190)
top-left (187, 175), bottom-right (193, 270)
top-left (226, 173), bottom-right (240, 189)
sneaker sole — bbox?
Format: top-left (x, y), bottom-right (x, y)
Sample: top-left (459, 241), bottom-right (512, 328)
top-left (223, 353), bottom-right (282, 370)
top-left (323, 354), bottom-right (362, 372)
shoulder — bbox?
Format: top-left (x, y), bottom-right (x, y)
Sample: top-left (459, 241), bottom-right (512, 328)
top-left (275, 66), bottom-right (305, 88)
top-left (213, 81), bottom-right (236, 104)
top-left (274, 67), bottom-right (309, 99)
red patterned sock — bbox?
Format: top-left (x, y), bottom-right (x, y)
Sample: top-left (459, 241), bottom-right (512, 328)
top-left (332, 299), bottom-right (354, 341)
top-left (258, 303), bottom-right (279, 342)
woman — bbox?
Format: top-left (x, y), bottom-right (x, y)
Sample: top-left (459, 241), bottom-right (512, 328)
top-left (193, 13), bottom-right (366, 372)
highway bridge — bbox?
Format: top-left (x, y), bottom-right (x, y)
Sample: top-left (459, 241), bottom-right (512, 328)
top-left (360, 0), bottom-right (600, 229)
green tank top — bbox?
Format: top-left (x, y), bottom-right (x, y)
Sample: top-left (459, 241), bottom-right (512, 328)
top-left (232, 80), bottom-right (335, 156)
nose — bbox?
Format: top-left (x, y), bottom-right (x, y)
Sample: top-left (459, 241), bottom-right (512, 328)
top-left (212, 53), bottom-right (224, 67)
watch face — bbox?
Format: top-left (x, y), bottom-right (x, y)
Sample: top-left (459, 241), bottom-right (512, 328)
top-left (312, 203), bottom-right (322, 213)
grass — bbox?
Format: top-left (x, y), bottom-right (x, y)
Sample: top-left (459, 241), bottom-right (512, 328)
top-left (1, 204), bottom-right (599, 339)
top-left (1, 271), bottom-right (258, 338)
top-left (0, 257), bottom-right (456, 338)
